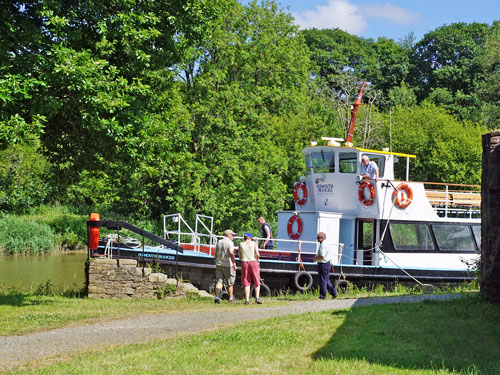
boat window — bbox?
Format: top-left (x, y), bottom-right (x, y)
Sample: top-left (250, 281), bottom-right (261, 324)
top-left (309, 151), bottom-right (335, 173)
top-left (432, 224), bottom-right (475, 252)
top-left (339, 152), bottom-right (357, 174)
top-left (472, 225), bottom-right (481, 248)
top-left (389, 223), bottom-right (434, 251)
top-left (364, 154), bottom-right (386, 178)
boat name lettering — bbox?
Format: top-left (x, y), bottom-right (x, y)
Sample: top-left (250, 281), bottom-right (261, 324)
top-left (316, 184), bottom-right (334, 193)
top-left (139, 253), bottom-right (175, 260)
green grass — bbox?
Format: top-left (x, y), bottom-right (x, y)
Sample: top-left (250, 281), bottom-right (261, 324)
top-left (0, 290), bottom-right (216, 336)
top-left (8, 294), bottom-right (500, 375)
top-left (0, 281), bottom-right (479, 337)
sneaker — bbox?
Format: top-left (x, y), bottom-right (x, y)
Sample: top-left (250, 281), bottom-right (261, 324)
top-left (255, 298), bottom-right (262, 304)
top-left (214, 298), bottom-right (221, 304)
top-left (332, 294), bottom-right (338, 299)
top-left (228, 298), bottom-right (236, 304)
top-left (245, 300), bottom-right (250, 305)
top-left (319, 296), bottom-right (326, 300)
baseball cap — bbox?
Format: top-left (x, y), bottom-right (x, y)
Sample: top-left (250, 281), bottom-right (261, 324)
top-left (244, 232), bottom-right (253, 238)
top-left (224, 229), bottom-right (236, 236)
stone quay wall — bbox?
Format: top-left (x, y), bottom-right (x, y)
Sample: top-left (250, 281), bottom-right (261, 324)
top-left (87, 258), bottom-right (208, 299)
top-left (481, 129), bottom-right (500, 302)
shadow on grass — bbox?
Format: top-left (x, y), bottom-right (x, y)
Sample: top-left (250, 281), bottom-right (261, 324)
top-left (313, 295), bottom-right (500, 374)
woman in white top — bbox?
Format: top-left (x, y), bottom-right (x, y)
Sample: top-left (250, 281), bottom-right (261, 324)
top-left (238, 233), bottom-right (262, 304)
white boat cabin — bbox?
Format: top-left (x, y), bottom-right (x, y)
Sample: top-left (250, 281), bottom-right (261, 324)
top-left (276, 144), bottom-right (481, 272)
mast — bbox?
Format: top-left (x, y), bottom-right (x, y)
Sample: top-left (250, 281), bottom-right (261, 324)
top-left (344, 81), bottom-right (367, 147)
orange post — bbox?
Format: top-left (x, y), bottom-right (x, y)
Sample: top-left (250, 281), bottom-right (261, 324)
top-left (89, 212), bottom-right (100, 250)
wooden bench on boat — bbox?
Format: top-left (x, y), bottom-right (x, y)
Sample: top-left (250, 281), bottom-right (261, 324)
top-left (425, 190), bottom-right (481, 207)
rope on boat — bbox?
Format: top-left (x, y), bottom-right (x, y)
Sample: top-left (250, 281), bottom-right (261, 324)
top-left (375, 180), bottom-right (424, 287)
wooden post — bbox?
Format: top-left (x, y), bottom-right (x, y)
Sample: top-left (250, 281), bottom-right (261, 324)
top-left (481, 130), bottom-right (500, 302)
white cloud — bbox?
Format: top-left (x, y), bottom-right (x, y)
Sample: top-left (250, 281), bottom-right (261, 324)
top-left (362, 4), bottom-right (419, 25)
top-left (293, 1), bottom-right (419, 35)
top-left (293, 0), bottom-right (366, 34)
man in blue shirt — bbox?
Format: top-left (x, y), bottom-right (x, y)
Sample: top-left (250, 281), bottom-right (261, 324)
top-left (313, 232), bottom-right (337, 299)
top-left (360, 155), bottom-right (379, 181)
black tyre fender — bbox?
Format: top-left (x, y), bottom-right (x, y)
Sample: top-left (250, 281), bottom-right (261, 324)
top-left (219, 290), bottom-right (229, 300)
top-left (292, 271), bottom-right (313, 291)
top-left (335, 279), bottom-right (349, 292)
top-left (251, 283), bottom-right (271, 298)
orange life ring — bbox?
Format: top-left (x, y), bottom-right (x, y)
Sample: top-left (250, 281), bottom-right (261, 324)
top-left (393, 183), bottom-right (413, 209)
top-left (287, 214), bottom-right (303, 240)
top-left (293, 182), bottom-right (308, 205)
top-left (358, 180), bottom-right (376, 207)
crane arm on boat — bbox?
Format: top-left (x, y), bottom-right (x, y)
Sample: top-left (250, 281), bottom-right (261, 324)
top-left (345, 81), bottom-right (367, 147)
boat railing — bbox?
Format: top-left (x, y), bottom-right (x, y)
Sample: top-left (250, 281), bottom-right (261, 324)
top-left (421, 181), bottom-right (481, 219)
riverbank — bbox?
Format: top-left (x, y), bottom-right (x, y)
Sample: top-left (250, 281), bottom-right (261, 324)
top-left (4, 294), bottom-right (490, 374)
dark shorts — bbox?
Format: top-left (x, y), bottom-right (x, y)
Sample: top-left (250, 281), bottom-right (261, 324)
top-left (241, 260), bottom-right (260, 287)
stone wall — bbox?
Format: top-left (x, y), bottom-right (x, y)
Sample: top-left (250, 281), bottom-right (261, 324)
top-left (481, 130), bottom-right (500, 302)
top-left (87, 258), bottom-right (210, 299)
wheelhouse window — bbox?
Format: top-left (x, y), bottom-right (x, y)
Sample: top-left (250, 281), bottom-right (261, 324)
top-left (364, 154), bottom-right (386, 178)
top-left (307, 151), bottom-right (335, 174)
top-left (389, 223), bottom-right (434, 251)
top-left (432, 224), bottom-right (475, 252)
top-left (472, 225), bottom-right (481, 248)
top-left (339, 152), bottom-right (357, 174)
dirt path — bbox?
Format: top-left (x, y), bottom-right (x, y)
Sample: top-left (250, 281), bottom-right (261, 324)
top-left (0, 294), bottom-right (461, 372)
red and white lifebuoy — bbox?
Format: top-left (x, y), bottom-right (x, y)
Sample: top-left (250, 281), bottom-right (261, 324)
top-left (358, 180), bottom-right (376, 207)
top-left (293, 182), bottom-right (308, 205)
top-left (393, 183), bottom-right (413, 209)
top-left (287, 214), bottom-right (303, 240)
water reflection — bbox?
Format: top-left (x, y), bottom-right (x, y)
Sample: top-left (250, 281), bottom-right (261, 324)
top-left (0, 252), bottom-right (87, 291)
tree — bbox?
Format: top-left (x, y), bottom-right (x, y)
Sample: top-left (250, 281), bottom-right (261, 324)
top-left (477, 21), bottom-right (500, 129)
top-left (385, 103), bottom-right (486, 185)
top-left (410, 22), bottom-right (489, 120)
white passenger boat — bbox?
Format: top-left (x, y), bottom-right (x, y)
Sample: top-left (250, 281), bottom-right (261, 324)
top-left (89, 83), bottom-right (480, 293)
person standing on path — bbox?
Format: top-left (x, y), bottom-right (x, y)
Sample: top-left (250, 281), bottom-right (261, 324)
top-left (214, 229), bottom-right (237, 303)
top-left (257, 215), bottom-right (274, 250)
top-left (239, 233), bottom-right (262, 305)
top-left (313, 232), bottom-right (337, 300)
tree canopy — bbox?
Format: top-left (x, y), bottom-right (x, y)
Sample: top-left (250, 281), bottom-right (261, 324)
top-left (0, 0), bottom-right (493, 231)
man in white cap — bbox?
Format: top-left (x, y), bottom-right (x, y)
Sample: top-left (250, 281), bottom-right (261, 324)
top-left (214, 229), bottom-right (237, 303)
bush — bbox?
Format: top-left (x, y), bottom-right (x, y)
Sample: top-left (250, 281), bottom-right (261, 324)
top-left (0, 216), bottom-right (58, 255)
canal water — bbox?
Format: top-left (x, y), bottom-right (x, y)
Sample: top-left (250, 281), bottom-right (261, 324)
top-left (0, 252), bottom-right (87, 292)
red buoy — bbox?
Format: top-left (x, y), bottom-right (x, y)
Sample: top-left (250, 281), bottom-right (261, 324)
top-left (89, 212), bottom-right (100, 250)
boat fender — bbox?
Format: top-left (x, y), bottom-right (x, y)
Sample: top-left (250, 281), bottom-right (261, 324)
top-left (358, 180), bottom-right (376, 207)
top-left (89, 212), bottom-right (100, 250)
top-left (293, 182), bottom-right (308, 205)
top-left (335, 279), bottom-right (349, 292)
top-left (393, 183), bottom-right (413, 209)
top-left (251, 283), bottom-right (271, 298)
top-left (292, 271), bottom-right (313, 291)
top-left (287, 214), bottom-right (303, 240)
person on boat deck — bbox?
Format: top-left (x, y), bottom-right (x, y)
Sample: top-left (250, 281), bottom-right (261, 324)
top-left (214, 229), bottom-right (237, 304)
top-left (360, 155), bottom-right (379, 181)
top-left (313, 232), bottom-right (337, 300)
top-left (239, 232), bottom-right (262, 304)
top-left (257, 215), bottom-right (274, 250)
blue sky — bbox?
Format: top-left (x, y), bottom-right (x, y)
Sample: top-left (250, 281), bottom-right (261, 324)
top-left (248, 0), bottom-right (500, 42)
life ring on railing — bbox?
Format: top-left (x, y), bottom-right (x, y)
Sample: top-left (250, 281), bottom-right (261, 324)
top-left (287, 214), bottom-right (303, 240)
top-left (393, 183), bottom-right (413, 209)
top-left (358, 180), bottom-right (376, 207)
top-left (293, 182), bottom-right (308, 205)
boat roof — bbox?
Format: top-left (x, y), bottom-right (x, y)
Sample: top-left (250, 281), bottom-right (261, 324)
top-left (302, 144), bottom-right (417, 159)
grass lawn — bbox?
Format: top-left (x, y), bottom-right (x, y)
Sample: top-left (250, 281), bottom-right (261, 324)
top-left (1, 282), bottom-right (476, 336)
top-left (8, 294), bottom-right (500, 375)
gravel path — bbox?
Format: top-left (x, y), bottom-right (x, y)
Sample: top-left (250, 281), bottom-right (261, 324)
top-left (0, 294), bottom-right (461, 372)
